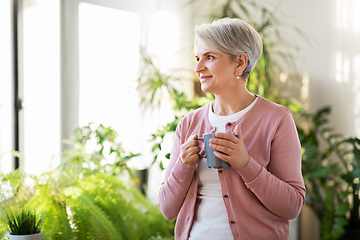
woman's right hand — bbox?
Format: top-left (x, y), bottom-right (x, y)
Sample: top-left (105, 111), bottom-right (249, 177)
top-left (179, 134), bottom-right (202, 168)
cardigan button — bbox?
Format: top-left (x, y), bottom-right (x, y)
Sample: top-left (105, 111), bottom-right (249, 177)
top-left (224, 195), bottom-right (228, 198)
top-left (230, 221), bottom-right (235, 224)
top-left (218, 170), bottom-right (223, 173)
top-left (227, 122), bottom-right (232, 126)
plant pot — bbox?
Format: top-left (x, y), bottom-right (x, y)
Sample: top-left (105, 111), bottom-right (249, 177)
top-left (134, 168), bottom-right (149, 195)
top-left (9, 232), bottom-right (43, 240)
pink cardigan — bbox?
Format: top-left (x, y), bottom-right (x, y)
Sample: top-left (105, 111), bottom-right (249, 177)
top-left (158, 96), bottom-right (306, 240)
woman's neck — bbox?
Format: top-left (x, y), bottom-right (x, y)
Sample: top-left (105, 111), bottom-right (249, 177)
top-left (212, 90), bottom-right (256, 116)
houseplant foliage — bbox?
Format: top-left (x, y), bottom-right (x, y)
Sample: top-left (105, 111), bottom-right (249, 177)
top-left (2, 205), bottom-right (44, 237)
top-left (296, 107), bottom-right (358, 240)
top-left (0, 124), bottom-right (174, 240)
top-left (61, 122), bottom-right (140, 178)
top-left (27, 172), bottom-right (173, 240)
top-left (0, 172), bottom-right (174, 240)
top-left (0, 170), bottom-right (32, 236)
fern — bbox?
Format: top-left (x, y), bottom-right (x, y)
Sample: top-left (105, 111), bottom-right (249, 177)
top-left (0, 171), bottom-right (173, 240)
top-left (78, 176), bottom-right (137, 239)
top-left (77, 173), bottom-right (173, 239)
top-left (26, 182), bottom-right (73, 240)
top-left (65, 186), bottom-right (120, 240)
top-left (1, 124), bottom-right (174, 240)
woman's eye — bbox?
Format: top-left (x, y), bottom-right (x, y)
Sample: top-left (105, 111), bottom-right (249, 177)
top-left (195, 55), bottom-right (214, 62)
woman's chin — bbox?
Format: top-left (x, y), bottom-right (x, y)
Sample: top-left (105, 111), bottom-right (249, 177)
top-left (201, 86), bottom-right (214, 95)
top-left (200, 84), bottom-right (211, 93)
top-left (201, 88), bottom-right (210, 94)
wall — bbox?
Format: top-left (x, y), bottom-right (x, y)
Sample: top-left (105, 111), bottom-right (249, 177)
top-left (279, 0), bottom-right (360, 138)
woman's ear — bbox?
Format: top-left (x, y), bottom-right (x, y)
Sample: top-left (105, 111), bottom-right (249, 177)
top-left (235, 52), bottom-right (248, 76)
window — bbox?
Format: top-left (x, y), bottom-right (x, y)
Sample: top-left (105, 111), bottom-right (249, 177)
top-left (78, 3), bottom-right (142, 155)
top-left (0, 0), bottom-right (14, 173)
top-left (21, 0), bottom-right (61, 174)
top-left (2, 0), bottom-right (188, 203)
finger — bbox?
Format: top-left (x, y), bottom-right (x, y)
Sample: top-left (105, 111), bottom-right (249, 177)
top-left (210, 143), bottom-right (232, 156)
top-left (210, 138), bottom-right (236, 150)
top-left (192, 134), bottom-right (200, 147)
top-left (185, 134), bottom-right (198, 144)
top-left (189, 145), bottom-right (201, 154)
top-left (215, 132), bottom-right (238, 143)
top-left (214, 150), bottom-right (231, 162)
top-left (184, 135), bottom-right (199, 148)
top-left (182, 154), bottom-right (201, 167)
top-left (181, 145), bottom-right (201, 159)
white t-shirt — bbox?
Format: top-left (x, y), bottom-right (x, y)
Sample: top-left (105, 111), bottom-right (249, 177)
top-left (188, 97), bottom-right (258, 240)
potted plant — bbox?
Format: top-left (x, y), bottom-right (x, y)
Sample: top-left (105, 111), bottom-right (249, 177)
top-left (298, 106), bottom-right (360, 239)
top-left (2, 206), bottom-right (44, 240)
top-left (0, 125), bottom-right (175, 240)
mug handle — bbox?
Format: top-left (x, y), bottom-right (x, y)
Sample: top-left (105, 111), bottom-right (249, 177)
top-left (196, 137), bottom-right (206, 158)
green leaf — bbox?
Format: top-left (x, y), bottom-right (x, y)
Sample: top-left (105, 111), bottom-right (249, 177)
top-left (341, 173), bottom-right (354, 184)
top-left (309, 168), bottom-right (329, 178)
top-left (335, 202), bottom-right (349, 216)
top-left (4, 206), bottom-right (45, 235)
top-left (151, 155), bottom-right (158, 165)
top-left (160, 161), bottom-right (165, 170)
top-left (151, 143), bottom-right (161, 152)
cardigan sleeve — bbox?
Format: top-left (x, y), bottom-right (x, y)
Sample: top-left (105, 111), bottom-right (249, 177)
top-left (158, 119), bottom-right (196, 220)
top-left (238, 112), bottom-right (306, 220)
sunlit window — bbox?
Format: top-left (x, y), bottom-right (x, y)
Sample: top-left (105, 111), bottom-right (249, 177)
top-left (78, 3), bottom-right (180, 203)
top-left (334, 0), bottom-right (360, 138)
top-left (353, 0), bottom-right (360, 33)
top-left (0, 0), bottom-right (13, 173)
top-left (336, 0), bottom-right (360, 33)
top-left (2, 0), bottom-right (185, 203)
top-left (22, 0), bottom-right (61, 174)
top-left (149, 11), bottom-right (180, 72)
top-left (78, 3), bottom-right (142, 156)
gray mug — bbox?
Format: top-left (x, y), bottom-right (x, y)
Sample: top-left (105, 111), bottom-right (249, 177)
top-left (197, 132), bottom-right (233, 169)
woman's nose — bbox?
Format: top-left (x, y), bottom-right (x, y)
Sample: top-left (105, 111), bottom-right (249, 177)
top-left (195, 60), bottom-right (205, 73)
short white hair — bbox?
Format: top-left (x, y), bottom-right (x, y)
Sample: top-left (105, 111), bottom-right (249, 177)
top-left (194, 18), bottom-right (263, 77)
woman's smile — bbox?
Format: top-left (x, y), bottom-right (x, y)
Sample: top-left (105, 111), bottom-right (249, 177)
top-left (199, 75), bottom-right (212, 83)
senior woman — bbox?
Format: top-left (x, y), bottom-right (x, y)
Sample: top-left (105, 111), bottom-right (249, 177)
top-left (158, 18), bottom-right (305, 240)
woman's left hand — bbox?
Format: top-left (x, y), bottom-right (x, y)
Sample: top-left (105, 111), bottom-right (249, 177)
top-left (209, 124), bottom-right (250, 171)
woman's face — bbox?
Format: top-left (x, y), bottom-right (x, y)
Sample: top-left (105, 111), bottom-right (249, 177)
top-left (195, 43), bottom-right (238, 95)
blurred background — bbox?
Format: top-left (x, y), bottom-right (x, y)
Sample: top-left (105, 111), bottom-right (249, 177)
top-left (0, 0), bottom-right (359, 239)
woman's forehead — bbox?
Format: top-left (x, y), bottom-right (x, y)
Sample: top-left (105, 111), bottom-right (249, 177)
top-left (195, 42), bottom-right (220, 56)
